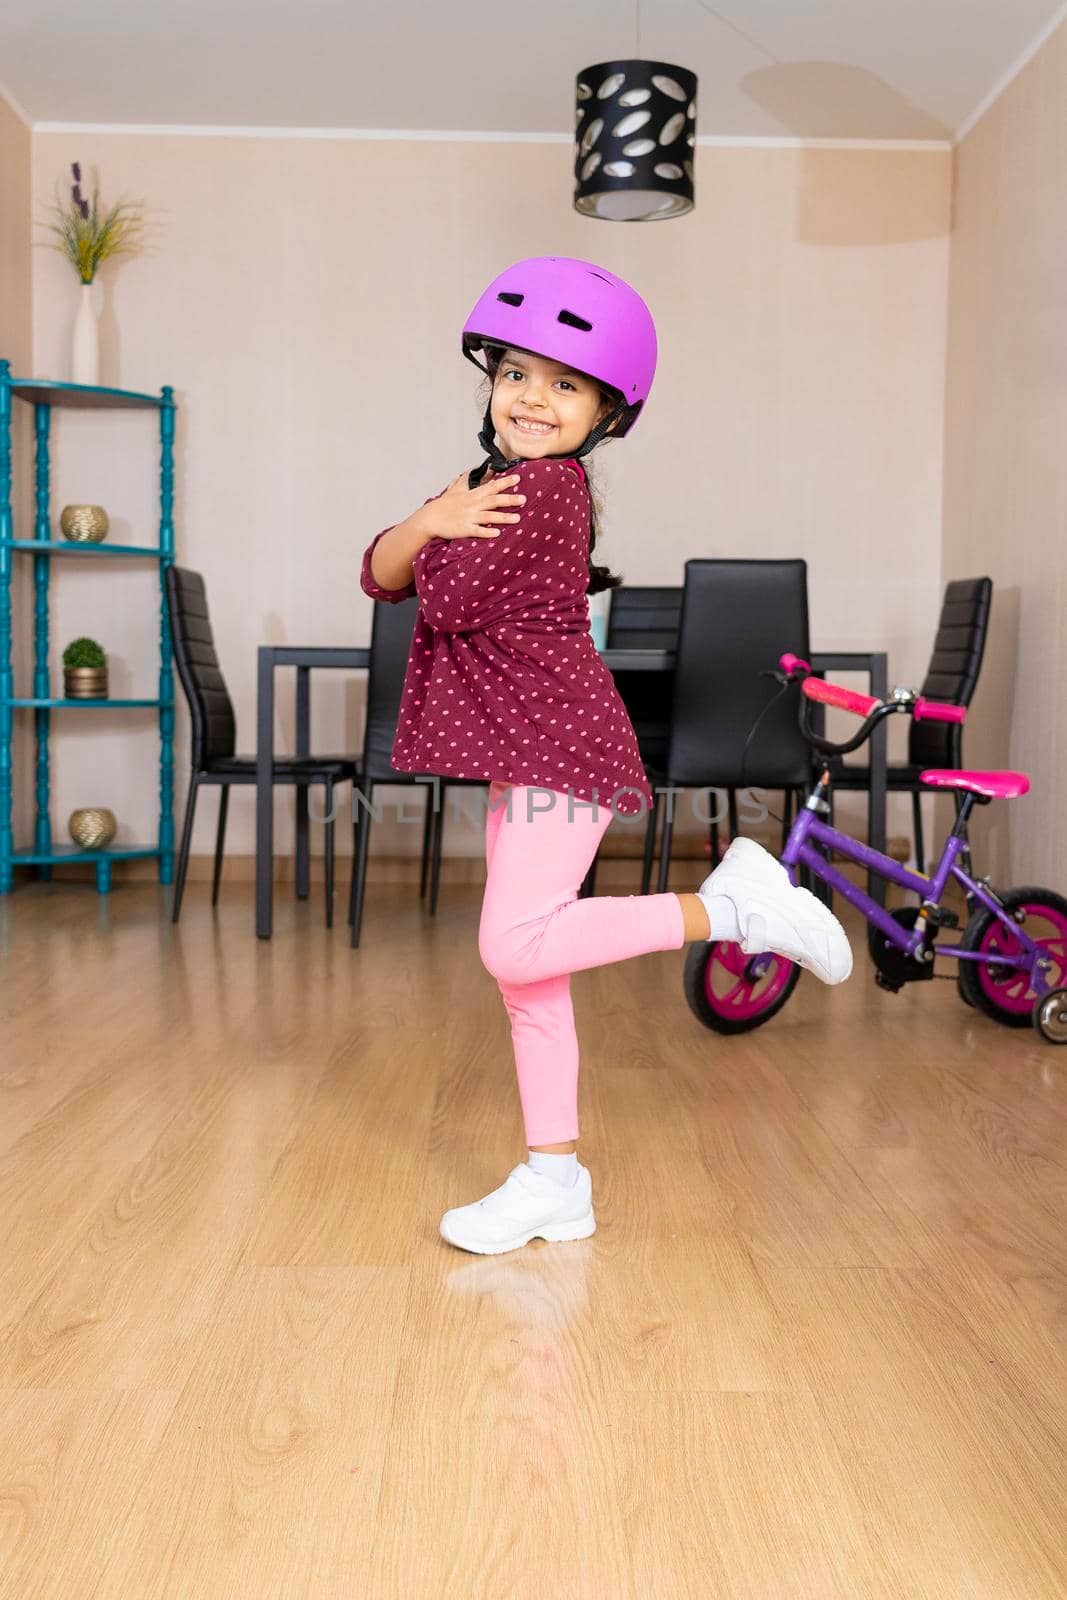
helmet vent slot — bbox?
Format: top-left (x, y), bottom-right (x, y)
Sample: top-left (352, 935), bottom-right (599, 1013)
top-left (496, 292), bottom-right (524, 306)
top-left (558, 309), bottom-right (593, 332)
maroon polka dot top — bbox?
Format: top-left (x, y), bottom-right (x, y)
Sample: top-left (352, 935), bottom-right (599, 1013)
top-left (359, 457), bottom-right (653, 817)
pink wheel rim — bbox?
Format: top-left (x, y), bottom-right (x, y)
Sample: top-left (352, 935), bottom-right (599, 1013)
top-left (703, 940), bottom-right (794, 1021)
top-left (976, 902), bottom-right (1067, 1014)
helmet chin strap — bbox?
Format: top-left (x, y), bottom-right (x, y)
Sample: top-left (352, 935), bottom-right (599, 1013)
top-left (467, 397), bottom-right (629, 489)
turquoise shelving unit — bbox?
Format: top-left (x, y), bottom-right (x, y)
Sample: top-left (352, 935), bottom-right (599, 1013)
top-left (0, 360), bottom-right (176, 895)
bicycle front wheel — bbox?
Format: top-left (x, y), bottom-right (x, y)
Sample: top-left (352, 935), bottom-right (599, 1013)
top-left (683, 939), bottom-right (800, 1034)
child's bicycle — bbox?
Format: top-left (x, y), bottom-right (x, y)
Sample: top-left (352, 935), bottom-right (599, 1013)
top-left (683, 653), bottom-right (1067, 1043)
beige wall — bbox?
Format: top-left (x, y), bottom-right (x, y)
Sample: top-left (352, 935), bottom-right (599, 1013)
top-left (942, 23), bottom-right (1067, 885)
top-left (0, 95), bottom-right (33, 862)
top-left (27, 132), bottom-right (951, 862)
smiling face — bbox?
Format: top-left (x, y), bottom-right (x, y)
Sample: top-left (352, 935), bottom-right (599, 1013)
top-left (489, 347), bottom-right (616, 460)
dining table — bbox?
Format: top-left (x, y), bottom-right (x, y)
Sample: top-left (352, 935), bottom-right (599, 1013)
top-left (255, 643), bottom-right (887, 938)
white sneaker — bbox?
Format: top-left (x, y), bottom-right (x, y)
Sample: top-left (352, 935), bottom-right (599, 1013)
top-left (439, 1163), bottom-right (596, 1256)
top-left (697, 836), bottom-right (853, 985)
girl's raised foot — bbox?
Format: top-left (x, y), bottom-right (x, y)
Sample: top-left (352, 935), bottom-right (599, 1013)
top-left (697, 836), bottom-right (853, 985)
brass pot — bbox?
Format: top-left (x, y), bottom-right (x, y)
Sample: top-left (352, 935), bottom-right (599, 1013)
top-left (69, 807), bottom-right (118, 849)
top-left (60, 504), bottom-right (109, 543)
top-left (64, 667), bottom-right (108, 699)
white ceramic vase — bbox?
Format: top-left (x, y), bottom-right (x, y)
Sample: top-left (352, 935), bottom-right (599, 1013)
top-left (71, 282), bottom-right (99, 386)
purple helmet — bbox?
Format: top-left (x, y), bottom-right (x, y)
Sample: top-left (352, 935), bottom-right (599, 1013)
top-left (462, 256), bottom-right (657, 436)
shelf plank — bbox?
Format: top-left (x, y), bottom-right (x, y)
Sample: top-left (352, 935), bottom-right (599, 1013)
top-left (9, 378), bottom-right (166, 410)
top-left (12, 843), bottom-right (163, 863)
top-left (3, 539), bottom-right (167, 558)
top-left (8, 698), bottom-right (173, 709)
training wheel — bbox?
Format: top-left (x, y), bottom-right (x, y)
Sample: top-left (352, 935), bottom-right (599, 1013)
top-left (1033, 988), bottom-right (1067, 1044)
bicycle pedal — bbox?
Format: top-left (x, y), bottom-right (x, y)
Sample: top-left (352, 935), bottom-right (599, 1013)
top-left (922, 907), bottom-right (959, 930)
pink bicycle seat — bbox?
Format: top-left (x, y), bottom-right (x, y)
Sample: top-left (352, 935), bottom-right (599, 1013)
top-left (920, 769), bottom-right (1031, 799)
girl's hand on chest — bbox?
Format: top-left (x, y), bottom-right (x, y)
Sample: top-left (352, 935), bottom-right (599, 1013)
top-left (420, 472), bottom-right (527, 542)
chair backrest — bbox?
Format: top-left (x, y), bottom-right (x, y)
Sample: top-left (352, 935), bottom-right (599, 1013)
top-left (165, 565), bottom-right (236, 768)
top-left (606, 586), bottom-right (683, 649)
top-left (605, 586), bottom-right (683, 769)
top-left (667, 559), bottom-right (812, 788)
top-left (909, 576), bottom-right (993, 768)
top-left (363, 595), bottom-right (422, 780)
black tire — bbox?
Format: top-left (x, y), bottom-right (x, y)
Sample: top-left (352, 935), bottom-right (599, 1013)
top-left (683, 940), bottom-right (801, 1034)
top-left (958, 886), bottom-right (1067, 1028)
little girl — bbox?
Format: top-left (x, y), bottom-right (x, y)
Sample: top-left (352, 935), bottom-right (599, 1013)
top-left (361, 256), bottom-right (851, 1256)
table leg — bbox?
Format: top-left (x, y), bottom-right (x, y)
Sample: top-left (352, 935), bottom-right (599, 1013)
top-left (295, 666), bottom-right (310, 899)
top-left (256, 649), bottom-right (275, 938)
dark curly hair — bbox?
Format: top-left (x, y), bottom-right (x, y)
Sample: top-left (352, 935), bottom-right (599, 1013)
top-left (581, 455), bottom-right (624, 597)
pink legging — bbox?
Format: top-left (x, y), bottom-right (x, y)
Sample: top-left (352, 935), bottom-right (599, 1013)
top-left (478, 782), bottom-right (687, 1145)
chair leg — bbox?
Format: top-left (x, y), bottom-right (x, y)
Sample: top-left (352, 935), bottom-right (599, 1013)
top-left (429, 784), bottom-right (445, 917)
top-left (727, 788), bottom-right (739, 843)
top-left (295, 781), bottom-right (310, 900)
top-left (709, 802), bottom-right (720, 869)
top-left (419, 783), bottom-right (434, 898)
top-left (347, 808), bottom-right (359, 926)
top-left (172, 774), bottom-right (200, 923)
top-left (211, 783), bottom-right (230, 907)
top-left (324, 778), bottom-right (335, 929)
top-left (641, 790), bottom-right (661, 895)
top-left (656, 799), bottom-right (675, 894)
top-left (350, 782), bottom-right (373, 948)
top-left (912, 789), bottom-right (925, 874)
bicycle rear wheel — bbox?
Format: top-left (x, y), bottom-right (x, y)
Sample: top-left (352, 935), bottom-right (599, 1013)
top-left (958, 887), bottom-right (1067, 1028)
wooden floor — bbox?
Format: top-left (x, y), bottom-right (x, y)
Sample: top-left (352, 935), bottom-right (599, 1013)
top-left (1, 873), bottom-right (1066, 1599)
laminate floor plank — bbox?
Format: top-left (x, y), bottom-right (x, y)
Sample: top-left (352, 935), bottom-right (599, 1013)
top-left (86, 1265), bottom-right (408, 1600)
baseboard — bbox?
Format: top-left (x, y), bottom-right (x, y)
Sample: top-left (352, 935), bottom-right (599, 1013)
top-left (20, 833), bottom-right (911, 888)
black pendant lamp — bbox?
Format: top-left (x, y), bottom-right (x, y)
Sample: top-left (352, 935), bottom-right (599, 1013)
top-left (574, 59), bottom-right (698, 221)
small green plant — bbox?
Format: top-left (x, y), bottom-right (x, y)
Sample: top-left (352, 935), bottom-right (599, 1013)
top-left (63, 637), bottom-right (107, 669)
top-left (41, 162), bottom-right (146, 285)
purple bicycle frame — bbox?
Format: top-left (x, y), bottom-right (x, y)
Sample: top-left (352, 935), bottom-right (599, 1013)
top-left (780, 804), bottom-right (1052, 997)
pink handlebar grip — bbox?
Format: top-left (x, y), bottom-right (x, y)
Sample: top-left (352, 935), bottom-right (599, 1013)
top-left (801, 677), bottom-right (881, 718)
top-left (779, 653), bottom-right (812, 677)
top-left (914, 697), bottom-right (966, 724)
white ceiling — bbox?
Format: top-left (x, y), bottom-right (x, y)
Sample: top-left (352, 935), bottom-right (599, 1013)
top-left (1, 0), bottom-right (1064, 141)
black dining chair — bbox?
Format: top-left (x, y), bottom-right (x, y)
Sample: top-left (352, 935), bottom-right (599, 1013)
top-left (166, 565), bottom-right (357, 925)
top-left (639, 559), bottom-right (814, 896)
top-left (605, 585), bottom-right (682, 775)
top-left (828, 577), bottom-right (992, 871)
top-left (347, 594), bottom-right (439, 947)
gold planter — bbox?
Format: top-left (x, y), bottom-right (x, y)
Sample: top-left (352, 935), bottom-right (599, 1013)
top-left (64, 667), bottom-right (108, 699)
top-left (69, 807), bottom-right (118, 849)
top-left (60, 504), bottom-right (110, 543)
